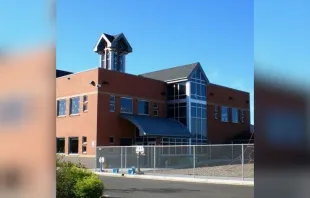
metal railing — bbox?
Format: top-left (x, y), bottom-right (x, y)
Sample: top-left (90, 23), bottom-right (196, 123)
top-left (95, 144), bottom-right (254, 180)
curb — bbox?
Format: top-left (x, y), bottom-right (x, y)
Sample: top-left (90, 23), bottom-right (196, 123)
top-left (95, 172), bottom-right (254, 186)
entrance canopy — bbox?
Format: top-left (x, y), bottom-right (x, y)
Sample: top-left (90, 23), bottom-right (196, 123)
top-left (120, 114), bottom-right (191, 137)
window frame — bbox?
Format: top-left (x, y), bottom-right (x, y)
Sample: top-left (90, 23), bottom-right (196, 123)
top-left (56, 137), bottom-right (65, 154)
top-left (83, 95), bottom-right (88, 112)
top-left (241, 109), bottom-right (245, 123)
top-left (120, 97), bottom-right (133, 114)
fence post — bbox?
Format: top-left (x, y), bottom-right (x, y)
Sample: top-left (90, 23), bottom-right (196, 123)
top-left (125, 147), bottom-right (127, 170)
top-left (154, 146), bottom-right (156, 173)
top-left (121, 147), bottom-right (123, 174)
top-left (193, 145), bottom-right (196, 178)
top-left (241, 144), bottom-right (244, 181)
top-left (232, 141), bottom-right (234, 161)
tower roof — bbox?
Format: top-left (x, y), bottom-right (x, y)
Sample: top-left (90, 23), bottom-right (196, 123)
top-left (93, 33), bottom-right (132, 53)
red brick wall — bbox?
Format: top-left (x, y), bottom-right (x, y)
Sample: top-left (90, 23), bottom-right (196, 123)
top-left (56, 69), bottom-right (99, 155)
top-left (96, 69), bottom-right (167, 146)
top-left (207, 83), bottom-right (250, 143)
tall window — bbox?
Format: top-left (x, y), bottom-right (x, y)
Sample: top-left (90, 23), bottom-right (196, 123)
top-left (70, 97), bottom-right (80, 115)
top-left (221, 106), bottom-right (229, 122)
top-left (168, 102), bottom-right (187, 126)
top-left (167, 82), bottom-right (187, 100)
top-left (190, 68), bottom-right (207, 101)
top-left (138, 100), bottom-right (149, 115)
top-left (153, 102), bottom-right (159, 116)
top-left (241, 109), bottom-right (245, 123)
top-left (214, 105), bottom-right (218, 119)
top-left (191, 102), bottom-right (207, 145)
top-left (109, 95), bottom-right (115, 112)
top-left (120, 97), bottom-right (133, 114)
top-left (232, 108), bottom-right (239, 123)
top-left (57, 99), bottom-right (66, 116)
top-left (83, 95), bottom-right (88, 112)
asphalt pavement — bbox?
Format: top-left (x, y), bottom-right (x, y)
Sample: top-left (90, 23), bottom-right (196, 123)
top-left (99, 176), bottom-right (254, 198)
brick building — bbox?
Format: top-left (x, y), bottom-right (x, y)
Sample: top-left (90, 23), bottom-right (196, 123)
top-left (56, 33), bottom-right (251, 156)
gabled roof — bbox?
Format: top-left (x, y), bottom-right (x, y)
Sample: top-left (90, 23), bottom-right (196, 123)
top-left (139, 62), bottom-right (200, 82)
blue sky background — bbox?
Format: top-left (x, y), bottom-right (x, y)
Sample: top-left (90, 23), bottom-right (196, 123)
top-left (56, 0), bottom-right (254, 124)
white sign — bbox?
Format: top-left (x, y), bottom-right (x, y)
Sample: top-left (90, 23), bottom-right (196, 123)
top-left (92, 141), bottom-right (95, 148)
top-left (135, 146), bottom-right (145, 154)
top-left (99, 157), bottom-right (105, 163)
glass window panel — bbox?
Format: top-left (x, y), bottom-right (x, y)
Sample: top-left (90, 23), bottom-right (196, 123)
top-left (179, 118), bottom-right (187, 126)
top-left (197, 84), bottom-right (201, 96)
top-left (179, 106), bottom-right (186, 117)
top-left (70, 97), bottom-right (80, 114)
top-left (197, 118), bottom-right (202, 135)
top-left (202, 107), bottom-right (206, 118)
top-left (191, 106), bottom-right (196, 117)
top-left (138, 100), bottom-right (149, 115)
top-left (197, 107), bottom-right (202, 117)
top-left (120, 98), bottom-right (133, 113)
top-left (57, 99), bottom-right (66, 116)
top-left (191, 82), bottom-right (196, 95)
top-left (191, 118), bottom-right (196, 134)
top-left (201, 84), bottom-right (206, 98)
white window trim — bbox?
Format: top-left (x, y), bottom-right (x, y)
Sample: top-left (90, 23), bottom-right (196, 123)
top-left (137, 99), bottom-right (150, 116)
top-left (120, 97), bottom-right (133, 114)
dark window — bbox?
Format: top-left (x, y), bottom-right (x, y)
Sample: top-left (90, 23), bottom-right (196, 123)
top-left (56, 138), bottom-right (65, 153)
top-left (83, 95), bottom-right (88, 103)
top-left (178, 83), bottom-right (187, 99)
top-left (120, 97), bottom-right (133, 113)
top-left (57, 99), bottom-right (66, 116)
top-left (221, 106), bottom-right (229, 122)
top-left (179, 118), bottom-right (187, 126)
top-left (109, 136), bottom-right (114, 144)
top-left (82, 136), bottom-right (87, 143)
top-left (82, 146), bottom-right (87, 153)
top-left (69, 137), bottom-right (79, 154)
top-left (83, 103), bottom-right (88, 112)
top-left (179, 106), bottom-right (186, 117)
top-left (69, 97), bottom-right (80, 115)
top-left (138, 100), bottom-right (149, 115)
top-left (153, 102), bottom-right (159, 116)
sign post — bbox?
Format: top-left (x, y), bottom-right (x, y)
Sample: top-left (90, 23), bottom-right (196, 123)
top-left (98, 157), bottom-right (105, 172)
top-left (135, 146), bottom-right (145, 174)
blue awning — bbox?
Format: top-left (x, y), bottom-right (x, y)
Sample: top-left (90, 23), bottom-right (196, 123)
top-left (120, 114), bottom-right (191, 137)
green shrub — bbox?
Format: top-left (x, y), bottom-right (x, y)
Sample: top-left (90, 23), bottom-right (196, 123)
top-left (74, 174), bottom-right (104, 198)
top-left (56, 156), bottom-right (103, 198)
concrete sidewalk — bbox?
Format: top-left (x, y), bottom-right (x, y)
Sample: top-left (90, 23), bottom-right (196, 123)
top-left (94, 172), bottom-right (254, 186)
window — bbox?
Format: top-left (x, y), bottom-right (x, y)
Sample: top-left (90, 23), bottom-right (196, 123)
top-left (214, 105), bottom-right (218, 119)
top-left (57, 99), bottom-right (66, 116)
top-left (153, 102), bottom-right (159, 116)
top-left (68, 137), bottom-right (79, 154)
top-left (120, 97), bottom-right (133, 114)
top-left (82, 145), bottom-right (87, 153)
top-left (168, 103), bottom-right (187, 126)
top-left (232, 108), bottom-right (239, 123)
top-left (221, 106), bottom-right (229, 122)
top-left (83, 95), bottom-right (88, 112)
top-left (110, 95), bottom-right (115, 112)
top-left (190, 68), bottom-right (207, 101)
top-left (109, 136), bottom-right (114, 144)
top-left (82, 136), bottom-right (87, 144)
top-left (69, 97), bottom-right (80, 115)
top-left (241, 110), bottom-right (245, 123)
top-left (138, 100), bottom-right (149, 115)
top-left (56, 138), bottom-right (65, 153)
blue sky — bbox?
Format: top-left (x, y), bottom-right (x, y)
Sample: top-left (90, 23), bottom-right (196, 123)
top-left (56, 0), bottom-right (254, 123)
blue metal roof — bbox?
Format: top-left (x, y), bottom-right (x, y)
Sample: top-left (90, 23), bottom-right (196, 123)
top-left (120, 114), bottom-right (191, 137)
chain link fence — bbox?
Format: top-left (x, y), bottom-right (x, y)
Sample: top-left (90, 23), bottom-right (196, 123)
top-left (96, 144), bottom-right (254, 179)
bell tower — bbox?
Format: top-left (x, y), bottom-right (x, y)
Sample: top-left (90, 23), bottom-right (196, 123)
top-left (94, 33), bottom-right (132, 73)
